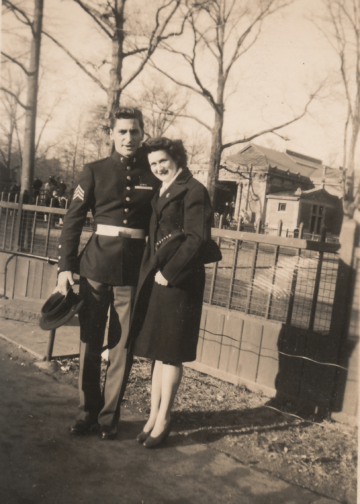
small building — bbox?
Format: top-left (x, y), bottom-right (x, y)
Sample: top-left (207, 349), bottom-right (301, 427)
top-left (218, 143), bottom-right (316, 224)
top-left (265, 188), bottom-right (342, 237)
top-left (216, 143), bottom-right (343, 234)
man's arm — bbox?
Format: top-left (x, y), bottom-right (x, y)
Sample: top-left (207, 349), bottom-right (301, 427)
top-left (56, 164), bottom-right (95, 289)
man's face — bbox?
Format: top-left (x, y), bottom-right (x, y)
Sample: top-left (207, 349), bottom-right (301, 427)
top-left (110, 118), bottom-right (143, 157)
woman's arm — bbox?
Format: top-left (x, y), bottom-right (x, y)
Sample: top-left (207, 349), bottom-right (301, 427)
top-left (160, 181), bottom-right (213, 286)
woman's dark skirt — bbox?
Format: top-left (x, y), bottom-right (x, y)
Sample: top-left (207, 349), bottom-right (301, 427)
top-left (132, 267), bottom-right (205, 364)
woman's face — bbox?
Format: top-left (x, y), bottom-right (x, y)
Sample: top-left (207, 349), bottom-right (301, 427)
top-left (148, 150), bottom-right (179, 184)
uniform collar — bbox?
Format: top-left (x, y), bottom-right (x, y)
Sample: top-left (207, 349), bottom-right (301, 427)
top-left (111, 150), bottom-right (137, 165)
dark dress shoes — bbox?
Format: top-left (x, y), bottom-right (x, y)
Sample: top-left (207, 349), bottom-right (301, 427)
top-left (69, 419), bottom-right (99, 435)
top-left (143, 421), bottom-right (172, 449)
top-left (99, 424), bottom-right (117, 440)
top-left (136, 429), bottom-right (152, 443)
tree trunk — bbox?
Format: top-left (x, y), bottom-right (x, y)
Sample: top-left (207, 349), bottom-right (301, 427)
top-left (348, 108), bottom-right (360, 174)
top-left (207, 108), bottom-right (223, 205)
top-left (107, 0), bottom-right (126, 119)
top-left (20, 0), bottom-right (44, 201)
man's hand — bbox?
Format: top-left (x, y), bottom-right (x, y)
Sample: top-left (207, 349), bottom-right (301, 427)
top-left (154, 270), bottom-right (168, 286)
top-left (54, 271), bottom-right (74, 295)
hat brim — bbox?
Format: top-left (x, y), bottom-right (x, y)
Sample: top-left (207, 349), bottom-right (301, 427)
top-left (39, 297), bottom-right (84, 331)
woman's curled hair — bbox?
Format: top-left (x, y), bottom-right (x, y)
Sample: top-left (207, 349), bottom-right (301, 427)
top-left (144, 137), bottom-right (187, 169)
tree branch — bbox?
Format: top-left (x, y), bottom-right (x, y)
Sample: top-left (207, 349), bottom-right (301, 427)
top-left (119, 0), bottom-right (182, 91)
top-left (0, 87), bottom-right (29, 110)
top-left (72, 0), bottom-right (113, 38)
top-left (3, 0), bottom-right (34, 33)
top-left (42, 30), bottom-right (108, 92)
top-left (1, 52), bottom-right (32, 76)
top-left (221, 88), bottom-right (320, 151)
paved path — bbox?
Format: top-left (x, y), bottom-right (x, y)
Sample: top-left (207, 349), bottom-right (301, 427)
top-left (0, 321), bottom-right (339, 504)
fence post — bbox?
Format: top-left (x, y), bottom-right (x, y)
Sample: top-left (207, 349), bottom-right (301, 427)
top-left (299, 222), bottom-right (304, 238)
top-left (277, 220), bottom-right (283, 237)
top-left (13, 193), bottom-right (24, 253)
top-left (308, 227), bottom-right (326, 330)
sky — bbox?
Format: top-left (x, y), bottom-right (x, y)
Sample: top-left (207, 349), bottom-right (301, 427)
top-left (1, 0), bottom-right (358, 169)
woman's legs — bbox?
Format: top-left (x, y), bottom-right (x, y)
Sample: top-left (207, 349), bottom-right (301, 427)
top-left (142, 360), bottom-right (163, 433)
top-left (150, 362), bottom-right (183, 438)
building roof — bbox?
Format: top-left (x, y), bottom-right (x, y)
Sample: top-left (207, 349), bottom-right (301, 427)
top-left (225, 144), bottom-right (322, 178)
top-left (266, 187), bottom-right (338, 205)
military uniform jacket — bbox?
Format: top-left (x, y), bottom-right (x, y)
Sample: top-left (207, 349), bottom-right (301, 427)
top-left (58, 148), bottom-right (160, 286)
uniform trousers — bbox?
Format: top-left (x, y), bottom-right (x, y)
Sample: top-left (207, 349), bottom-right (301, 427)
top-left (77, 277), bottom-right (135, 427)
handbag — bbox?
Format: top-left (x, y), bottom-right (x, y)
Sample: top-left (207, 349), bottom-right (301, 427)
top-left (199, 239), bottom-right (222, 264)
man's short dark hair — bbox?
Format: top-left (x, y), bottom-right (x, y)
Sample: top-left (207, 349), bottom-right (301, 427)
top-left (143, 137), bottom-right (187, 169)
top-left (110, 107), bottom-right (144, 132)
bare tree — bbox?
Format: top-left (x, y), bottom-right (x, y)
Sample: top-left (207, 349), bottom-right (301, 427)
top-left (152, 0), bottom-right (322, 202)
top-left (2, 0), bottom-right (44, 200)
top-left (43, 0), bottom-right (185, 127)
top-left (0, 67), bottom-right (26, 173)
top-left (122, 79), bottom-right (188, 137)
top-left (314, 0), bottom-right (360, 216)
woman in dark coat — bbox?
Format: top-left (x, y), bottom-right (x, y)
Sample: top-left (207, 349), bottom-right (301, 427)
top-left (127, 137), bottom-right (214, 448)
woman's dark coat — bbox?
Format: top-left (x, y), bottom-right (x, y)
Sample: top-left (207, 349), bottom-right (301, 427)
top-left (127, 168), bottom-right (214, 363)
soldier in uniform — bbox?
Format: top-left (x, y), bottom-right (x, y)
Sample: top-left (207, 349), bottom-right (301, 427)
top-left (55, 107), bottom-right (160, 440)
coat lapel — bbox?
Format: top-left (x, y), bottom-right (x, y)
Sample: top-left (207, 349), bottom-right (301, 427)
top-left (155, 168), bottom-right (193, 216)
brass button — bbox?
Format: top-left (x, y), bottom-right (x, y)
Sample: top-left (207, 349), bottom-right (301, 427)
top-left (58, 256), bottom-right (61, 259)
top-left (58, 245), bottom-right (61, 248)
top-left (126, 197), bottom-right (130, 202)
top-left (126, 186), bottom-right (131, 191)
top-left (123, 219), bottom-right (128, 224)
top-left (124, 208), bottom-right (129, 213)
top-left (126, 166), bottom-right (131, 171)
top-left (127, 176), bottom-right (131, 180)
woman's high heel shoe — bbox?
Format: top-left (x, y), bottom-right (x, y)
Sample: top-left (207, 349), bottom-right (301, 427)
top-left (143, 421), bottom-right (172, 449)
top-left (136, 429), bottom-right (152, 443)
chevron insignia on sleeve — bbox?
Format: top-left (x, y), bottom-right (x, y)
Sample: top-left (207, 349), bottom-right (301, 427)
top-left (73, 184), bottom-right (85, 201)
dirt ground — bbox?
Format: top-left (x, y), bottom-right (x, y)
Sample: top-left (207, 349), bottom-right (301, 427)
top-left (14, 348), bottom-right (358, 504)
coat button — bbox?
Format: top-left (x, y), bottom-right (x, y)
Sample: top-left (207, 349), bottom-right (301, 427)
top-left (58, 245), bottom-right (61, 248)
top-left (126, 186), bottom-right (131, 191)
top-left (123, 219), bottom-right (128, 224)
top-left (126, 166), bottom-right (131, 171)
top-left (124, 208), bottom-right (129, 213)
top-left (58, 256), bottom-right (61, 259)
top-left (127, 176), bottom-right (131, 180)
top-left (57, 267), bottom-right (60, 271)
top-left (126, 197), bottom-right (130, 202)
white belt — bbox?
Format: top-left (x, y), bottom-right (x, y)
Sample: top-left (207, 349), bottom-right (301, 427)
top-left (95, 224), bottom-right (145, 239)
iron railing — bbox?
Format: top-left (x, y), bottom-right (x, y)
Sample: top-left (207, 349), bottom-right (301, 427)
top-left (0, 197), bottom-right (340, 335)
top-left (204, 227), bottom-right (340, 335)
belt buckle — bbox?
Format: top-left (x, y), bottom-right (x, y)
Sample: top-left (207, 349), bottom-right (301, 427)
top-left (118, 229), bottom-right (131, 238)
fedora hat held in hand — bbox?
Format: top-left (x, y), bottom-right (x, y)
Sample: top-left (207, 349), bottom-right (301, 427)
top-left (39, 288), bottom-right (84, 331)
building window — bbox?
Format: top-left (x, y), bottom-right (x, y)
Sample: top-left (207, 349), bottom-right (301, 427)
top-left (310, 205), bottom-right (324, 234)
top-left (278, 203), bottom-right (286, 211)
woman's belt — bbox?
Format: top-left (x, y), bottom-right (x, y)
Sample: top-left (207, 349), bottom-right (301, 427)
top-left (95, 224), bottom-right (145, 239)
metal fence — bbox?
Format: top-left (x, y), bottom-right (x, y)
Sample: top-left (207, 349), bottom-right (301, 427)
top-left (0, 197), bottom-right (92, 261)
top-left (203, 228), bottom-right (340, 335)
top-left (0, 198), bottom-right (340, 336)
